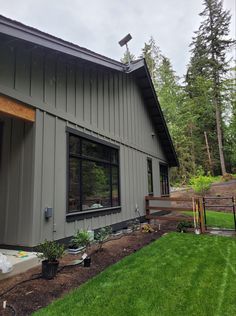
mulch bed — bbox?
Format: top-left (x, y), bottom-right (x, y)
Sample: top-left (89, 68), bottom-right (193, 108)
top-left (0, 228), bottom-right (170, 315)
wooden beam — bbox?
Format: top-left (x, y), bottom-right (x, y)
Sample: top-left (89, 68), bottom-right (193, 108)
top-left (146, 206), bottom-right (193, 212)
top-left (146, 215), bottom-right (192, 221)
top-left (145, 196), bottom-right (192, 202)
top-left (0, 94), bottom-right (35, 122)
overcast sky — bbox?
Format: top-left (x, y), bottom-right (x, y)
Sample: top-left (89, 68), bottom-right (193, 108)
top-left (0, 0), bottom-right (235, 78)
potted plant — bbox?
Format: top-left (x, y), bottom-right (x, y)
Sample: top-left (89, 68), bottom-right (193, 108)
top-left (37, 240), bottom-right (64, 279)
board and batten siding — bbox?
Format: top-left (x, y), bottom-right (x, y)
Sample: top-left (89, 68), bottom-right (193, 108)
top-left (0, 40), bottom-right (167, 246)
top-left (0, 116), bottom-right (34, 246)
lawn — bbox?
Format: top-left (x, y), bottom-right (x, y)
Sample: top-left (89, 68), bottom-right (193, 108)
top-left (34, 233), bottom-right (236, 316)
top-left (185, 210), bottom-right (235, 229)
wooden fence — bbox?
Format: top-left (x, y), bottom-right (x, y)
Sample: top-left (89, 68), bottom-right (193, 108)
top-left (145, 196), bottom-right (206, 233)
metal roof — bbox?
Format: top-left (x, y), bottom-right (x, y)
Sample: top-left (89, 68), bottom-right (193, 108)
top-left (0, 15), bottom-right (178, 167)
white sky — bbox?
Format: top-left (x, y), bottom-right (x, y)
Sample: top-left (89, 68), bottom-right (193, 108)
top-left (0, 0), bottom-right (235, 78)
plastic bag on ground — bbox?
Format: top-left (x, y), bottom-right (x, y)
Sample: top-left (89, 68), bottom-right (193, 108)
top-left (0, 252), bottom-right (13, 273)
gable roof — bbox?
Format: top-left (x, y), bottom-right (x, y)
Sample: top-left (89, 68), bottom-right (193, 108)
top-left (0, 15), bottom-right (178, 167)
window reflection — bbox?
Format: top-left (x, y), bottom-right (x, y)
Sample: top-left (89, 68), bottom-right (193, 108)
top-left (68, 133), bottom-right (120, 213)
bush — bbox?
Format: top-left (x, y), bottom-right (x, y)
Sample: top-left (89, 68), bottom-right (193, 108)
top-left (190, 173), bottom-right (213, 196)
top-left (94, 226), bottom-right (112, 250)
top-left (177, 221), bottom-right (193, 233)
top-left (71, 230), bottom-right (91, 249)
top-left (37, 240), bottom-right (64, 262)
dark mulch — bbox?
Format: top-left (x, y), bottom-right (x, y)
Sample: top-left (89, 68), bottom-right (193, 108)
top-left (0, 228), bottom-right (170, 316)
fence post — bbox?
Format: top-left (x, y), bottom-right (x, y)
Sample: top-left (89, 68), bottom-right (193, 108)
top-left (199, 198), bottom-right (206, 234)
top-left (232, 196), bottom-right (236, 232)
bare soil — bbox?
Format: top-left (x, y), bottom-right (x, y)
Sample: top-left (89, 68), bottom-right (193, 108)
top-left (0, 228), bottom-right (169, 316)
top-left (171, 180), bottom-right (236, 211)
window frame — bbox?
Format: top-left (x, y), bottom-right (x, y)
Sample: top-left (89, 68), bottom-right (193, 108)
top-left (147, 158), bottom-right (154, 196)
top-left (159, 163), bottom-right (170, 196)
top-left (66, 127), bottom-right (121, 220)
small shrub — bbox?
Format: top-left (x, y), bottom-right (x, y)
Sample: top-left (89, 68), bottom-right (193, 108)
top-left (37, 240), bottom-right (64, 262)
top-left (95, 226), bottom-right (112, 250)
top-left (141, 224), bottom-right (154, 233)
top-left (190, 174), bottom-right (213, 196)
top-left (71, 230), bottom-right (91, 250)
top-left (177, 221), bottom-right (193, 233)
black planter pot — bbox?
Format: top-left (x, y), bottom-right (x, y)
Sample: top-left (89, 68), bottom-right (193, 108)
top-left (84, 257), bottom-right (91, 267)
top-left (42, 260), bottom-right (59, 279)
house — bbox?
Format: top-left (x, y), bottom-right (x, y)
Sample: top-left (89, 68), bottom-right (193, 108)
top-left (0, 15), bottom-right (178, 248)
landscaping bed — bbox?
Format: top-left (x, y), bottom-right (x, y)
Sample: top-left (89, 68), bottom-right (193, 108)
top-left (34, 232), bottom-right (236, 316)
top-left (0, 228), bottom-right (166, 315)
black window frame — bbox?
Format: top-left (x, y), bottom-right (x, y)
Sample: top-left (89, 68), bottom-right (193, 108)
top-left (160, 163), bottom-right (169, 196)
top-left (66, 127), bottom-right (121, 220)
top-left (147, 158), bottom-right (154, 196)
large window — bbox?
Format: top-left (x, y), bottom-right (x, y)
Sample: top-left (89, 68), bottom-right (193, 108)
top-left (68, 131), bottom-right (120, 214)
top-left (160, 164), bottom-right (169, 196)
top-left (147, 158), bottom-right (153, 196)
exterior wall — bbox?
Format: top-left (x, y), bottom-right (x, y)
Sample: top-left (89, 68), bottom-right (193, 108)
top-left (0, 116), bottom-right (34, 246)
top-left (0, 40), bottom-right (168, 246)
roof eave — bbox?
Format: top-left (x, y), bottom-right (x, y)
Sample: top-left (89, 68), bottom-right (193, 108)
top-left (129, 59), bottom-right (179, 167)
top-left (0, 15), bottom-right (124, 72)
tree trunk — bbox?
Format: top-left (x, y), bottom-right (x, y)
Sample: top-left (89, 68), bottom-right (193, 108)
top-left (208, 1), bottom-right (227, 175)
top-left (204, 131), bottom-right (214, 175)
top-left (215, 99), bottom-right (226, 175)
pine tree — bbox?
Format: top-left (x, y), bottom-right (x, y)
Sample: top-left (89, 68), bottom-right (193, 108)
top-left (120, 50), bottom-right (136, 64)
top-left (194, 0), bottom-right (235, 175)
top-left (140, 36), bottom-right (161, 81)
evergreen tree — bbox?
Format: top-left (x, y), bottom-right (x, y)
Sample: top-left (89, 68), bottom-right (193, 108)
top-left (156, 55), bottom-right (198, 184)
top-left (140, 36), bottom-right (161, 81)
top-left (120, 50), bottom-right (136, 64)
top-left (191, 0), bottom-right (235, 175)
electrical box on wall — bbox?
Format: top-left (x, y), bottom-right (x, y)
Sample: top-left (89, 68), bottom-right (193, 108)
top-left (44, 207), bottom-right (53, 219)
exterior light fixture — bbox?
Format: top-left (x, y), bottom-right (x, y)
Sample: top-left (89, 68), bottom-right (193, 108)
top-left (118, 33), bottom-right (132, 67)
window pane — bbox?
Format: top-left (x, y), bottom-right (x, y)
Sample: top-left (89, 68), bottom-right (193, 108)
top-left (160, 164), bottom-right (169, 195)
top-left (147, 159), bottom-right (152, 173)
top-left (69, 135), bottom-right (80, 155)
top-left (148, 174), bottom-right (153, 194)
top-left (112, 166), bottom-right (119, 206)
top-left (82, 161), bottom-right (111, 210)
top-left (147, 159), bottom-right (153, 195)
top-left (111, 149), bottom-right (118, 164)
top-left (82, 139), bottom-right (110, 162)
top-left (68, 158), bottom-right (80, 212)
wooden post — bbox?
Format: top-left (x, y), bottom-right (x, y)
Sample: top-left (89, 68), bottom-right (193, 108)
top-left (199, 198), bottom-right (206, 234)
top-left (232, 196), bottom-right (236, 232)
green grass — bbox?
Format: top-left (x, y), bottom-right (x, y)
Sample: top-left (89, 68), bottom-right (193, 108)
top-left (34, 233), bottom-right (236, 316)
top-left (185, 210), bottom-right (235, 229)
